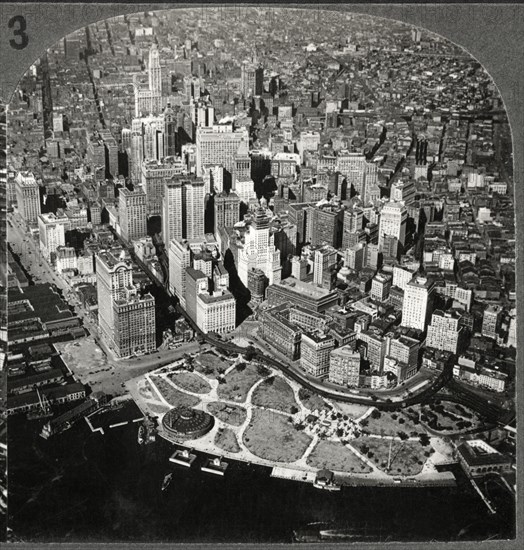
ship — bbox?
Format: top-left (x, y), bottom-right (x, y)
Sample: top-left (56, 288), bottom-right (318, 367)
top-left (161, 472), bottom-right (173, 492)
top-left (137, 425), bottom-right (145, 445)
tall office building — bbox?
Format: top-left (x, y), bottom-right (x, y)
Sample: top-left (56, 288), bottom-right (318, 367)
top-left (342, 206), bottom-right (364, 249)
top-left (119, 187), bottom-right (147, 243)
top-left (313, 246), bottom-right (337, 286)
top-left (305, 205), bottom-right (343, 248)
top-left (134, 44), bottom-right (163, 116)
top-left (214, 192), bottom-right (240, 235)
top-left (163, 175), bottom-right (205, 244)
top-left (141, 158), bottom-right (185, 216)
top-left (329, 345), bottom-right (361, 387)
top-left (426, 310), bottom-right (464, 353)
top-left (96, 250), bottom-right (155, 358)
top-left (237, 205), bottom-right (282, 287)
top-left (378, 201), bottom-right (407, 258)
top-left (240, 63), bottom-right (264, 97)
top-left (15, 172), bottom-right (41, 224)
top-left (38, 212), bottom-right (68, 261)
top-left (482, 305), bottom-right (502, 340)
top-left (196, 124), bottom-right (249, 176)
top-left (301, 331), bottom-right (336, 378)
top-left (401, 276), bottom-right (435, 331)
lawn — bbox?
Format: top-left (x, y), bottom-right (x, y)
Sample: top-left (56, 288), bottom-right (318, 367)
top-left (150, 376), bottom-right (201, 408)
top-left (307, 440), bottom-right (372, 474)
top-left (251, 376), bottom-right (299, 413)
top-left (415, 401), bottom-right (484, 433)
top-left (332, 402), bottom-right (370, 419)
top-left (146, 402), bottom-right (170, 415)
top-left (207, 402), bottom-right (247, 426)
top-left (352, 437), bottom-right (431, 476)
top-left (138, 380), bottom-right (156, 400)
top-left (243, 409), bottom-right (312, 463)
top-left (168, 371), bottom-right (211, 394)
top-left (194, 352), bottom-right (231, 377)
top-left (217, 363), bottom-right (263, 403)
top-left (214, 427), bottom-right (241, 454)
top-left (364, 409), bottom-right (424, 437)
top-left (297, 388), bottom-right (330, 413)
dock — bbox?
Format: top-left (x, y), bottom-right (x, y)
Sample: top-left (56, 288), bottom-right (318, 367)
top-left (201, 457), bottom-right (228, 476)
top-left (170, 448), bottom-right (197, 467)
top-left (271, 467), bottom-right (316, 483)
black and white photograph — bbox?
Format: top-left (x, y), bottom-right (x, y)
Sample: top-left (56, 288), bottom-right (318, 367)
top-left (0, 2), bottom-right (522, 546)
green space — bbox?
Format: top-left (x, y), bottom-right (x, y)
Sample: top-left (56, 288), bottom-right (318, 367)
top-left (214, 427), bottom-right (241, 454)
top-left (332, 401), bottom-right (370, 419)
top-left (414, 401), bottom-right (485, 433)
top-left (243, 409), bottom-right (312, 463)
top-left (352, 437), bottom-right (431, 476)
top-left (194, 352), bottom-right (231, 377)
top-left (307, 440), bottom-right (372, 473)
top-left (207, 402), bottom-right (247, 426)
top-left (150, 376), bottom-right (201, 408)
top-left (138, 380), bottom-right (155, 400)
top-left (251, 376), bottom-right (299, 414)
top-left (363, 409), bottom-right (424, 437)
top-left (298, 388), bottom-right (330, 413)
top-left (146, 402), bottom-right (170, 415)
top-left (168, 371), bottom-right (211, 394)
top-left (217, 363), bottom-right (263, 403)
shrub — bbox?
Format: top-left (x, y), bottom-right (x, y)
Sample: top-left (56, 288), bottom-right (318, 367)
top-left (290, 405), bottom-right (299, 414)
top-left (371, 409), bottom-right (381, 419)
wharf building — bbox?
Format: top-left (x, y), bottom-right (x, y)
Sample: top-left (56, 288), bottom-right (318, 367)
top-left (15, 172), bottom-right (41, 225)
top-left (118, 188), bottom-right (147, 244)
top-left (96, 249), bottom-right (156, 358)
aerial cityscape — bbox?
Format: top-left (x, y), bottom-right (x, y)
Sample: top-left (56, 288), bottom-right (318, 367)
top-left (3, 6), bottom-right (517, 543)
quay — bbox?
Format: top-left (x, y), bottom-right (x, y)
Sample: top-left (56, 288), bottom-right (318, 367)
top-left (170, 448), bottom-right (197, 467)
top-left (271, 467), bottom-right (315, 484)
top-left (201, 457), bottom-right (229, 476)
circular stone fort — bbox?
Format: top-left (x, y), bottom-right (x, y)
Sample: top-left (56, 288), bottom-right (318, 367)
top-left (162, 406), bottom-right (215, 440)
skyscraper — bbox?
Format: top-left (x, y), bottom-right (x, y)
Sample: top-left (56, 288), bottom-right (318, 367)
top-left (38, 212), bottom-right (68, 261)
top-left (240, 63), bottom-right (264, 97)
top-left (118, 187), bottom-right (147, 243)
top-left (183, 176), bottom-right (205, 240)
top-left (214, 192), bottom-right (240, 235)
top-left (134, 44), bottom-right (163, 116)
top-left (401, 276), bottom-right (435, 331)
top-left (329, 345), bottom-right (361, 386)
top-left (378, 201), bottom-right (407, 258)
top-left (196, 124), bottom-right (249, 176)
top-left (163, 177), bottom-right (183, 246)
top-left (15, 172), bottom-right (41, 225)
top-left (96, 250), bottom-right (155, 358)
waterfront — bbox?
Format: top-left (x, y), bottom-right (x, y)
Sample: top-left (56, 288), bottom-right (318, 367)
top-left (8, 416), bottom-right (515, 543)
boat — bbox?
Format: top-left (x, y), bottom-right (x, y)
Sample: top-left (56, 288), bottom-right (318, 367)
top-left (161, 472), bottom-right (173, 492)
top-left (137, 425), bottom-right (145, 445)
top-left (170, 448), bottom-right (197, 467)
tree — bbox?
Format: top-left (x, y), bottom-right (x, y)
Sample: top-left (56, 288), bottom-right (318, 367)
top-left (360, 419), bottom-right (369, 427)
top-left (371, 409), bottom-right (381, 420)
top-left (245, 345), bottom-right (257, 361)
top-left (398, 431), bottom-right (409, 441)
top-left (290, 405), bottom-right (299, 415)
top-left (419, 433), bottom-right (430, 446)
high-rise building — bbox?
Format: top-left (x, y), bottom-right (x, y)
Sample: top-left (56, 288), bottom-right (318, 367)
top-left (237, 205), bottom-right (281, 287)
top-left (378, 201), bottom-right (407, 258)
top-left (38, 212), bottom-right (68, 261)
top-left (329, 345), bottom-right (361, 387)
top-left (196, 124), bottom-right (249, 176)
top-left (169, 238), bottom-right (192, 306)
top-left (344, 243), bottom-right (365, 272)
top-left (118, 187), bottom-right (147, 243)
top-left (426, 310), bottom-right (464, 353)
top-left (141, 158), bottom-right (185, 216)
top-left (482, 305), bottom-right (502, 340)
top-left (401, 276), bottom-right (435, 331)
top-left (15, 172), bottom-right (41, 224)
top-left (134, 44), bottom-right (163, 116)
top-left (96, 250), bottom-right (155, 358)
top-left (301, 331), bottom-right (335, 378)
top-left (313, 246), bottom-right (337, 287)
top-left (99, 129), bottom-right (119, 178)
top-left (214, 192), bottom-right (240, 235)
top-left (342, 206), bottom-right (364, 249)
top-left (371, 272), bottom-right (392, 302)
top-left (305, 205), bottom-right (343, 248)
top-left (247, 268), bottom-right (267, 304)
top-left (240, 63), bottom-right (264, 97)
top-left (392, 265), bottom-right (416, 291)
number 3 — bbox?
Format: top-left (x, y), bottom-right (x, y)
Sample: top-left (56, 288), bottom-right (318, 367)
top-left (9, 15), bottom-right (29, 50)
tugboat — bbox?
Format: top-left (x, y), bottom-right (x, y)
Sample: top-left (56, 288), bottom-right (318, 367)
top-left (137, 424), bottom-right (145, 445)
top-left (161, 472), bottom-right (173, 492)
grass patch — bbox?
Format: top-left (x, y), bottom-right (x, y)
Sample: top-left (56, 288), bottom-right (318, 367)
top-left (332, 402), bottom-right (370, 419)
top-left (146, 402), bottom-right (170, 415)
top-left (307, 440), bottom-right (372, 473)
top-left (217, 363), bottom-right (262, 403)
top-left (150, 376), bottom-right (200, 408)
top-left (194, 352), bottom-right (231, 377)
top-left (252, 376), bottom-right (299, 413)
top-left (352, 437), bottom-right (429, 476)
top-left (214, 427), bottom-right (241, 454)
top-left (298, 388), bottom-right (329, 413)
top-left (168, 372), bottom-right (211, 394)
top-left (365, 410), bottom-right (423, 437)
top-left (243, 409), bottom-right (312, 463)
top-left (207, 402), bottom-right (247, 426)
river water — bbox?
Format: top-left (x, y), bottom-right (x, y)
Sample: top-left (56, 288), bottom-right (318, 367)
top-left (7, 417), bottom-right (515, 543)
